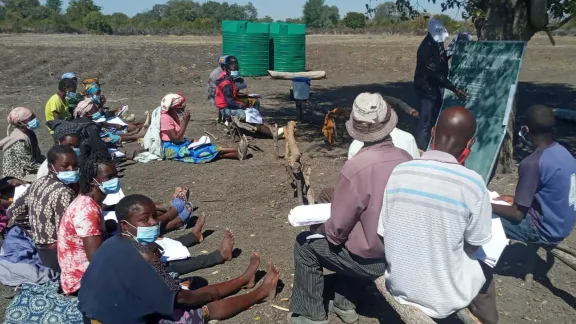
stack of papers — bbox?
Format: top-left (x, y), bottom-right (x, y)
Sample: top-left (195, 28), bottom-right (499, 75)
top-left (288, 203), bottom-right (331, 227)
top-left (108, 148), bottom-right (126, 158)
top-left (475, 191), bottom-right (511, 267)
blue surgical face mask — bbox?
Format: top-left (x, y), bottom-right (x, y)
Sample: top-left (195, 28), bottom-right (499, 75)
top-left (73, 147), bottom-right (81, 156)
top-left (50, 166), bottom-right (79, 184)
top-left (66, 91), bottom-right (77, 99)
top-left (92, 95), bottom-right (101, 105)
top-left (230, 71), bottom-right (240, 79)
top-left (92, 111), bottom-right (103, 121)
top-left (27, 118), bottom-right (39, 130)
top-left (124, 222), bottom-right (160, 243)
top-left (94, 177), bottom-right (120, 195)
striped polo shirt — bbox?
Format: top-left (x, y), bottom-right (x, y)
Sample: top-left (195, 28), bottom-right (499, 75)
top-left (377, 150), bottom-right (492, 318)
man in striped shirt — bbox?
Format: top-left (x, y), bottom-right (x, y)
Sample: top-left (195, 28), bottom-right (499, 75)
top-left (377, 106), bottom-right (498, 323)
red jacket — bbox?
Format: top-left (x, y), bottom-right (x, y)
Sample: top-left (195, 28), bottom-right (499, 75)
top-left (215, 78), bottom-right (242, 110)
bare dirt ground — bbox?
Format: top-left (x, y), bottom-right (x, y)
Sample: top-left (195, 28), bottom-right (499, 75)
top-left (0, 34), bottom-right (575, 323)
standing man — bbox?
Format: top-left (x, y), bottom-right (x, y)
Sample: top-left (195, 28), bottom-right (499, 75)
top-left (378, 106), bottom-right (497, 323)
top-left (289, 93), bottom-right (412, 324)
top-left (414, 18), bottom-right (467, 150)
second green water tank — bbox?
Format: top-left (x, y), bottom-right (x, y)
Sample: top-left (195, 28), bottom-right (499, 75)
top-left (222, 21), bottom-right (270, 77)
top-left (269, 23), bottom-right (306, 72)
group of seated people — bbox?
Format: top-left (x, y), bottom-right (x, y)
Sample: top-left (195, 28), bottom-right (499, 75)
top-left (287, 93), bottom-right (576, 324)
top-left (0, 66), bottom-right (294, 323)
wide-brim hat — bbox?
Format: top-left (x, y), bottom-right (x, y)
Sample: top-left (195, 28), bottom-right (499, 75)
top-left (345, 93), bottom-right (398, 143)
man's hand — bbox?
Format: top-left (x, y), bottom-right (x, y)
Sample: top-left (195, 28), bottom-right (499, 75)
top-left (454, 88), bottom-right (468, 99)
top-left (495, 195), bottom-right (514, 205)
top-left (182, 111), bottom-right (191, 122)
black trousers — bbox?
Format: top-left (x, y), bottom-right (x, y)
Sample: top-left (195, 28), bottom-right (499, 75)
top-left (37, 246), bottom-right (61, 273)
top-left (415, 93), bottom-right (443, 150)
top-left (165, 233), bottom-right (224, 275)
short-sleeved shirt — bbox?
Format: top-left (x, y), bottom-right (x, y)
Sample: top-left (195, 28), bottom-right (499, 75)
top-left (78, 235), bottom-right (178, 323)
top-left (378, 150), bottom-right (492, 318)
top-left (515, 142), bottom-right (576, 243)
top-left (57, 194), bottom-right (102, 295)
top-left (8, 172), bottom-right (76, 245)
top-left (45, 94), bottom-right (71, 133)
top-left (160, 113), bottom-right (181, 142)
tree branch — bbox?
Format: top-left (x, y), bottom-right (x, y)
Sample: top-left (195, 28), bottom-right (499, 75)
top-left (549, 14), bottom-right (575, 31)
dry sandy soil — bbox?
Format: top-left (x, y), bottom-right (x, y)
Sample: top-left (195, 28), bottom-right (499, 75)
top-left (0, 33), bottom-right (575, 323)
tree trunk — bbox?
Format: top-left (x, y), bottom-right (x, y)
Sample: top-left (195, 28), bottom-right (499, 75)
top-left (480, 0), bottom-right (536, 175)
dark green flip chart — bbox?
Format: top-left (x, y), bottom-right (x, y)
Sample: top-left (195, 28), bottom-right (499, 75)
top-left (438, 41), bottom-right (527, 183)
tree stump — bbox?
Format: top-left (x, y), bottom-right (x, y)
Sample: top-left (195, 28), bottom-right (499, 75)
top-left (284, 121), bottom-right (313, 205)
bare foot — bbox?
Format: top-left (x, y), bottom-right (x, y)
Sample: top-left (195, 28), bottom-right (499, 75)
top-left (243, 252), bottom-right (261, 289)
top-left (219, 228), bottom-right (234, 262)
top-left (190, 213), bottom-right (206, 243)
top-left (260, 261), bottom-right (280, 302)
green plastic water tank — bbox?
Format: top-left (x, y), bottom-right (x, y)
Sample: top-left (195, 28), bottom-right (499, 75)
top-left (269, 23), bottom-right (306, 72)
top-left (222, 21), bottom-right (270, 77)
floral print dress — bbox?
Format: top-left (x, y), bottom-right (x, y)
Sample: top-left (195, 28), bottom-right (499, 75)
top-left (1, 140), bottom-right (41, 179)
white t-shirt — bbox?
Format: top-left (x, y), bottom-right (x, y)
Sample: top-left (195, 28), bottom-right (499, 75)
top-left (348, 128), bottom-right (420, 160)
top-left (377, 151), bottom-right (492, 318)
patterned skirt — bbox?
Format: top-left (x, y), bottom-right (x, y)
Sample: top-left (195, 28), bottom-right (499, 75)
top-left (162, 140), bottom-right (221, 164)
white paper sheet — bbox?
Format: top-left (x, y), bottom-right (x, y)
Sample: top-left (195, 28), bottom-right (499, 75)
top-left (244, 108), bottom-right (263, 124)
top-left (288, 203), bottom-right (331, 227)
top-left (108, 148), bottom-right (126, 158)
top-left (156, 237), bottom-right (191, 262)
top-left (475, 215), bottom-right (510, 268)
top-left (188, 136), bottom-right (211, 149)
top-left (13, 185), bottom-right (30, 201)
top-left (103, 211), bottom-right (118, 222)
top-left (106, 116), bottom-right (128, 126)
top-left (490, 191), bottom-right (512, 206)
top-left (248, 94), bottom-right (262, 98)
top-left (102, 189), bottom-right (125, 206)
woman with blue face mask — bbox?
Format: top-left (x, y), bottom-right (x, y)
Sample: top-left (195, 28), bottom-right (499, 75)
top-left (0, 107), bottom-right (44, 180)
top-left (57, 151), bottom-right (119, 295)
top-left (8, 145), bottom-right (79, 273)
top-left (78, 194), bottom-right (281, 324)
top-left (36, 127), bottom-right (82, 180)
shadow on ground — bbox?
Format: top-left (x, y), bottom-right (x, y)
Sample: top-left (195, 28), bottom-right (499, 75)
top-left (265, 81), bottom-right (576, 165)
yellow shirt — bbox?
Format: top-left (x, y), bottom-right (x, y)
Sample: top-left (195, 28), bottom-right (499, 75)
top-left (45, 94), bottom-right (71, 134)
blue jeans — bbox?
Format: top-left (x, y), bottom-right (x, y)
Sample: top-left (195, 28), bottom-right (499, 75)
top-left (222, 108), bottom-right (246, 120)
top-left (498, 214), bottom-right (552, 245)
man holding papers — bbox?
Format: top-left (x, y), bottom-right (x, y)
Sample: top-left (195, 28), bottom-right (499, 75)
top-left (492, 105), bottom-right (576, 246)
top-left (289, 93), bottom-right (412, 324)
top-left (377, 106), bottom-right (498, 323)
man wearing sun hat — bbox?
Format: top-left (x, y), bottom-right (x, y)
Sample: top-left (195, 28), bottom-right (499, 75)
top-left (414, 18), bottom-right (468, 150)
top-left (289, 93), bottom-right (413, 324)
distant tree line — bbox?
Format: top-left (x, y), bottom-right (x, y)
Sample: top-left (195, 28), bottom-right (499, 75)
top-left (0, 0), bottom-right (574, 35)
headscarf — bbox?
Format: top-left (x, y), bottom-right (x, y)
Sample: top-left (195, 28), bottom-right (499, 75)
top-left (0, 107), bottom-right (40, 154)
top-left (160, 93), bottom-right (187, 113)
top-left (218, 55), bottom-right (229, 66)
top-left (74, 98), bottom-right (98, 118)
top-left (85, 82), bottom-right (101, 95)
top-left (62, 72), bottom-right (77, 80)
top-left (7, 107), bottom-right (33, 128)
